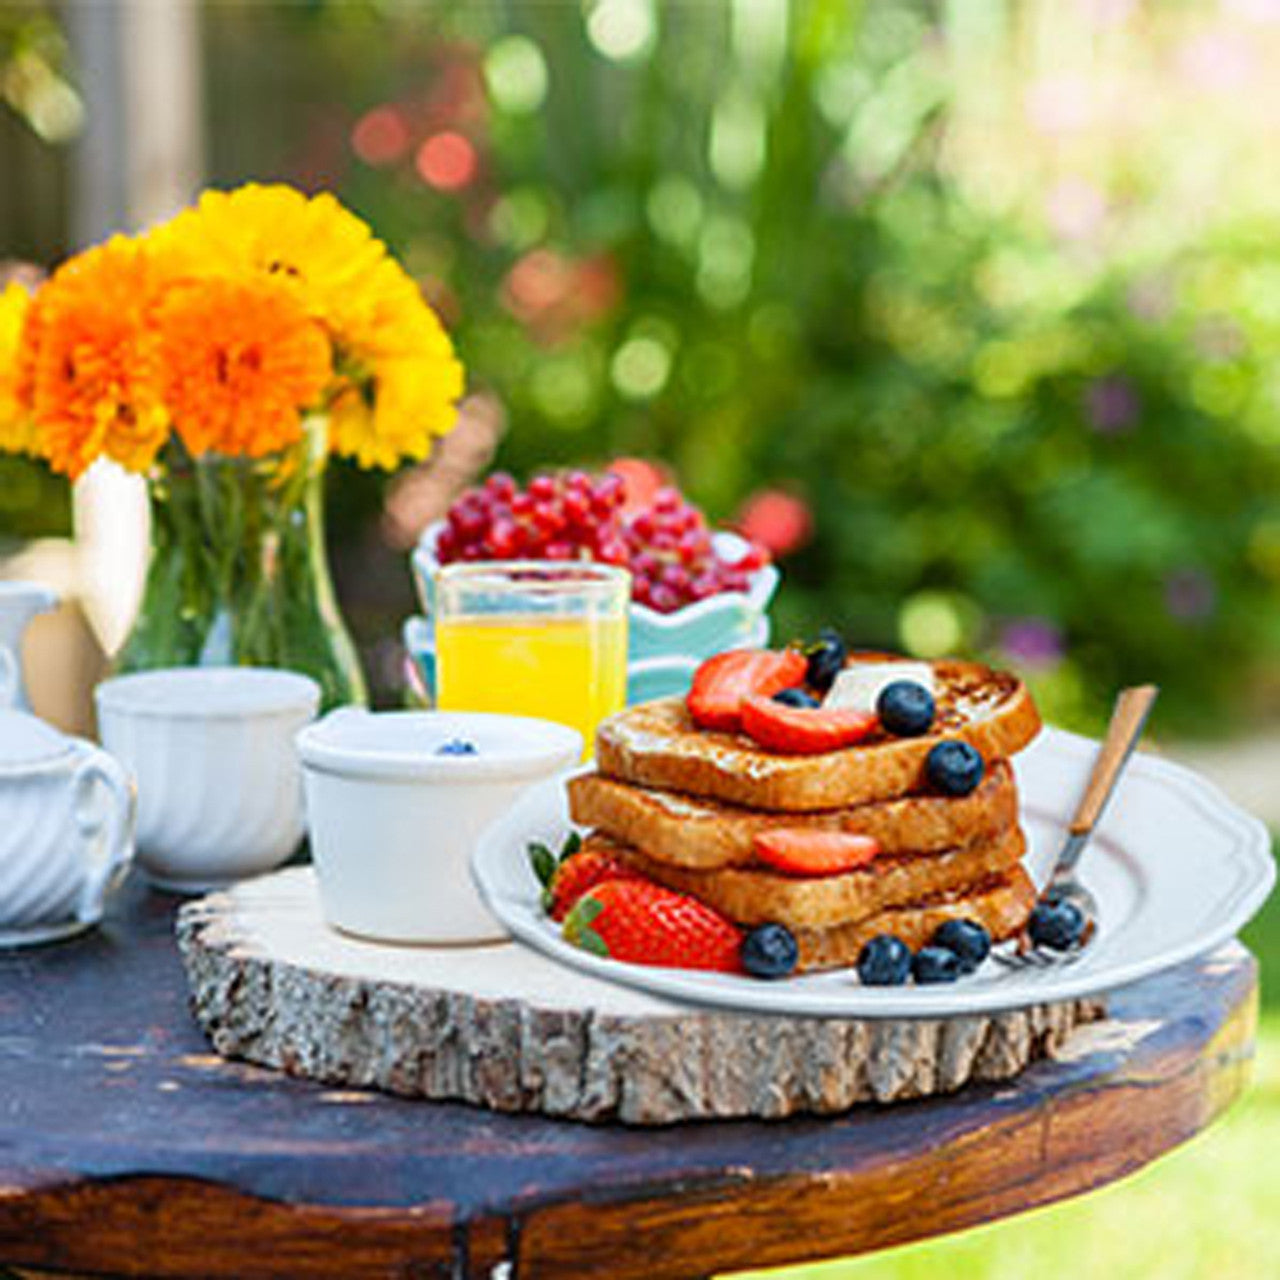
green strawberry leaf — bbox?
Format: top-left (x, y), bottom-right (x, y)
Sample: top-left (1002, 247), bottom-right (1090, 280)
top-left (573, 896), bottom-right (603, 926)
top-left (528, 842), bottom-right (557, 887)
top-left (562, 893), bottom-right (606, 949)
top-left (573, 925), bottom-right (608, 958)
top-left (540, 887), bottom-right (555, 914)
top-left (559, 830), bottom-right (583, 862)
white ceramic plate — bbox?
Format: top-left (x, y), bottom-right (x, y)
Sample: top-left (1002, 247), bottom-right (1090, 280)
top-left (471, 727), bottom-right (1275, 1017)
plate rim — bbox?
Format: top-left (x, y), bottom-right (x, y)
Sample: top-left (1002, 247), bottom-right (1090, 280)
top-left (471, 727), bottom-right (1275, 1018)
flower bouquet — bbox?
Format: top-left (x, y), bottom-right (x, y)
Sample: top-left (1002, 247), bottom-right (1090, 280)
top-left (0, 184), bottom-right (464, 708)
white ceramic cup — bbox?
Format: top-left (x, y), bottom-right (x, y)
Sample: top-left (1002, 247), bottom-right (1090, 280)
top-left (297, 708), bottom-right (582, 944)
top-left (95, 668), bottom-right (321, 892)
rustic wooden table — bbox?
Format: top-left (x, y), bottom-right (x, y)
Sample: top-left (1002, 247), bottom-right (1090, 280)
top-left (0, 873), bottom-right (1259, 1280)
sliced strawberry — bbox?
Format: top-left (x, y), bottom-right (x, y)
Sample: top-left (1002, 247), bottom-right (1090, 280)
top-left (563, 878), bottom-right (743, 973)
top-left (686, 648), bottom-right (808, 732)
top-left (739, 694), bottom-right (878, 754)
top-left (754, 828), bottom-right (881, 876)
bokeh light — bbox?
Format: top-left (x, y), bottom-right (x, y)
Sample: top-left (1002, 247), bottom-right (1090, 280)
top-left (484, 35), bottom-right (548, 114)
top-left (415, 131), bottom-right (478, 191)
top-left (646, 176), bottom-right (704, 246)
top-left (734, 489), bottom-right (813, 558)
top-left (351, 105), bottom-right (410, 166)
top-left (610, 335), bottom-right (672, 400)
top-left (586, 0), bottom-right (655, 62)
top-left (899, 592), bottom-right (969, 658)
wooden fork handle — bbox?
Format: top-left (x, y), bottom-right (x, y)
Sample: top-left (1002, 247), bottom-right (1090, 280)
top-left (1069, 684), bottom-right (1160, 836)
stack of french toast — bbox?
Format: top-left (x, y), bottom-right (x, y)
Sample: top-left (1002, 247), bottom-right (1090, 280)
top-left (567, 647), bottom-right (1043, 975)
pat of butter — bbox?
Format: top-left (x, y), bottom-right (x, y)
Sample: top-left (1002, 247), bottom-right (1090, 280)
top-left (825, 663), bottom-right (936, 714)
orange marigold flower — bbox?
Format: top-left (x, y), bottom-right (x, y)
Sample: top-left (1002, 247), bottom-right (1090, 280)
top-left (156, 276), bottom-right (332, 458)
top-left (18, 237), bottom-right (169, 479)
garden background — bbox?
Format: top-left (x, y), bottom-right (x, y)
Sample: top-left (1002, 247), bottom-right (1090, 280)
top-left (2, 2), bottom-right (1278, 1276)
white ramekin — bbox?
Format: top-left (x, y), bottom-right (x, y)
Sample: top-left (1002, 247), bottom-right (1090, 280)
top-left (95, 667), bottom-right (321, 892)
top-left (296, 708), bottom-right (582, 945)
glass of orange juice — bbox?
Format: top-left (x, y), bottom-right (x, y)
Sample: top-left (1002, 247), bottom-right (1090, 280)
top-left (432, 562), bottom-right (629, 755)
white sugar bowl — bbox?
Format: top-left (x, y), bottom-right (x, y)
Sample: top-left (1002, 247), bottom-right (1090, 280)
top-left (0, 708), bottom-right (135, 946)
top-left (298, 709), bottom-right (582, 944)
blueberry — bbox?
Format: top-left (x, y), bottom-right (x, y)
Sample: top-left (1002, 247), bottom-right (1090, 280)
top-left (930, 919), bottom-right (991, 974)
top-left (925, 740), bottom-right (985, 796)
top-left (856, 934), bottom-right (913, 986)
top-left (805, 629), bottom-right (847, 692)
top-left (876, 680), bottom-right (936, 737)
top-left (773, 687), bottom-right (820, 709)
top-left (436, 739), bottom-right (479, 757)
top-left (913, 945), bottom-right (963, 984)
top-left (741, 923), bottom-right (799, 979)
top-left (1028, 900), bottom-right (1086, 951)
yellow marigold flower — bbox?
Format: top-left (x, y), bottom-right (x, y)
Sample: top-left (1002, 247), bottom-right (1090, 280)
top-left (155, 276), bottom-right (333, 459)
top-left (330, 352), bottom-right (465, 470)
top-left (153, 183), bottom-right (388, 342)
top-left (0, 282), bottom-right (39, 456)
top-left (18, 237), bottom-right (169, 480)
top-left (327, 259), bottom-right (464, 469)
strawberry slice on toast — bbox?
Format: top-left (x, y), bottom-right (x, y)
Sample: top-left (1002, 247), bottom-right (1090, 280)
top-left (753, 828), bottom-right (882, 876)
top-left (686, 648), bottom-right (808, 732)
top-left (739, 693), bottom-right (878, 755)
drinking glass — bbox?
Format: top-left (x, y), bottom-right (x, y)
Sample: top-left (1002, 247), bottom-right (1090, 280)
top-left (432, 562), bottom-right (629, 755)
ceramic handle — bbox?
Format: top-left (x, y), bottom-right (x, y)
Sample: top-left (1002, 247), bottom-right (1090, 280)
top-left (0, 646), bottom-right (18, 708)
top-left (72, 748), bottom-right (136, 922)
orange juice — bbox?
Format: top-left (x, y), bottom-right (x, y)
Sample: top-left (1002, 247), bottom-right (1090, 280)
top-left (435, 611), bottom-right (628, 753)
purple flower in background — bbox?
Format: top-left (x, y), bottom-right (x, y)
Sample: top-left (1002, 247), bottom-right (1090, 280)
top-left (1164, 569), bottom-right (1217, 623)
top-left (1086, 375), bottom-right (1141, 434)
top-left (998, 618), bottom-right (1064, 672)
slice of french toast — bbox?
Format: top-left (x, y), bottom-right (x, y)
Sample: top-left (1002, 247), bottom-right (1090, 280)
top-left (587, 826), bottom-right (1025, 930)
top-left (568, 760), bottom-right (1018, 871)
top-left (595, 658), bottom-right (1041, 812)
top-left (790, 866), bottom-right (1036, 973)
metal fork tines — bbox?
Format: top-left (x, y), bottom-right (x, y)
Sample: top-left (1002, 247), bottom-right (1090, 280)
top-left (995, 684), bottom-right (1158, 972)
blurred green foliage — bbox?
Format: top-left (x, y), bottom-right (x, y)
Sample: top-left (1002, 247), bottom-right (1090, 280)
top-left (0, 0), bottom-right (72, 541)
top-left (200, 0), bottom-right (1280, 731)
top-left (8, 0), bottom-right (1280, 728)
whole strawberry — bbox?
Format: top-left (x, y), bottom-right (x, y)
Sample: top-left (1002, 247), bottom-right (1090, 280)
top-left (562, 878), bottom-right (744, 973)
top-left (529, 834), bottom-right (641, 922)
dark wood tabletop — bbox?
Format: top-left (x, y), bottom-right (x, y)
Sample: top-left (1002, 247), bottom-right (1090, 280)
top-left (0, 872), bottom-right (1259, 1280)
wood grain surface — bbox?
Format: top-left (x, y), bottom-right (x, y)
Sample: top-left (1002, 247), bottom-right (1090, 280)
top-left (175, 867), bottom-right (1103, 1123)
top-left (0, 872), bottom-right (1259, 1279)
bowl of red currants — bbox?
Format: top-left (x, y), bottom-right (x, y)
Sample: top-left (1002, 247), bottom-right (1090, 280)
top-left (407, 470), bottom-right (779, 703)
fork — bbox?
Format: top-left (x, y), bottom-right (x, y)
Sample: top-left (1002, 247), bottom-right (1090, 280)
top-left (995, 683), bottom-right (1160, 970)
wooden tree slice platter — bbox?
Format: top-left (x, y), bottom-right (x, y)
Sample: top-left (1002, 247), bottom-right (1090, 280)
top-left (177, 867), bottom-right (1105, 1124)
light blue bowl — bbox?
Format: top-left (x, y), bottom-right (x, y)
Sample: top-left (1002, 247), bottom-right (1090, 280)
top-left (410, 522), bottom-right (779, 702)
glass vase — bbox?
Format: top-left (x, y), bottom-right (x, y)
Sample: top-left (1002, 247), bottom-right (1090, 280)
top-left (115, 418), bottom-right (367, 711)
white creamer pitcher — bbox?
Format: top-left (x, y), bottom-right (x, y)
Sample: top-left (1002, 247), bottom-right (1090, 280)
top-left (0, 582), bottom-right (58, 709)
top-left (0, 707), bottom-right (135, 946)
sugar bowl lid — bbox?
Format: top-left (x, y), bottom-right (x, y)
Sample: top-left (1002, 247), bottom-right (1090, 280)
top-left (0, 707), bottom-right (74, 769)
